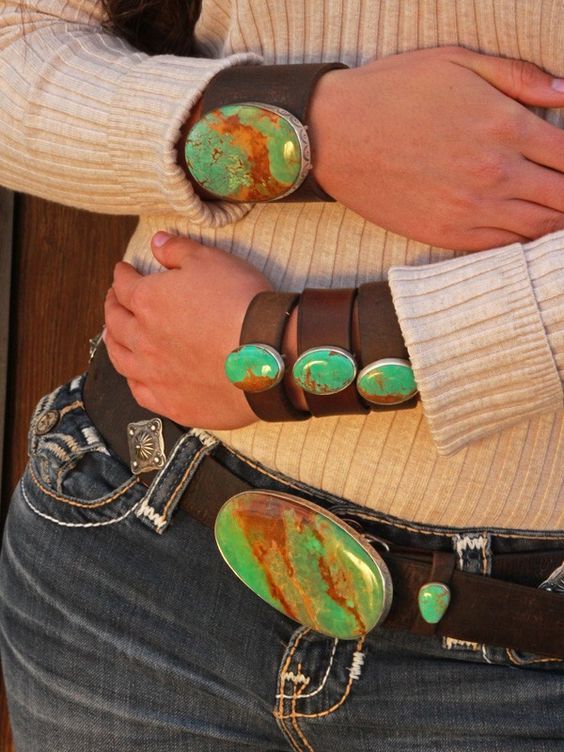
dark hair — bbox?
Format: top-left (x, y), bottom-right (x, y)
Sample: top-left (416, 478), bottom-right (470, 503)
top-left (101, 0), bottom-right (203, 56)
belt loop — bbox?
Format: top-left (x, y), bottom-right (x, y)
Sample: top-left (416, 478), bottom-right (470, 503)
top-left (411, 551), bottom-right (456, 637)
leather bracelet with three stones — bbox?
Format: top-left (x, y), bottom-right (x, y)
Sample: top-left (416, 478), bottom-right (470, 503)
top-left (224, 282), bottom-right (419, 422)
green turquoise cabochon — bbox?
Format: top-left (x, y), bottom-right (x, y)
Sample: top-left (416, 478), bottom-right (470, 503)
top-left (418, 582), bottom-right (451, 624)
top-left (356, 358), bottom-right (417, 405)
top-left (185, 103), bottom-right (309, 202)
top-left (293, 347), bottom-right (357, 395)
top-left (225, 344), bottom-right (284, 393)
top-left (215, 491), bottom-right (392, 639)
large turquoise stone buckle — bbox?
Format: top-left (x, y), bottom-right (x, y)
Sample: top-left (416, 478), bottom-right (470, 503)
top-left (356, 358), bottom-right (418, 405)
top-left (293, 346), bottom-right (357, 396)
top-left (214, 491), bottom-right (393, 639)
top-left (185, 102), bottom-right (311, 202)
top-left (225, 344), bottom-right (285, 393)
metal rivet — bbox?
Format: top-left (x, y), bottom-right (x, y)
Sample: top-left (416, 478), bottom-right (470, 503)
top-left (35, 409), bottom-right (60, 436)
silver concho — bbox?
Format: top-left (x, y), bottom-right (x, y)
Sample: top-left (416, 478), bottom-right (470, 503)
top-left (127, 418), bottom-right (166, 474)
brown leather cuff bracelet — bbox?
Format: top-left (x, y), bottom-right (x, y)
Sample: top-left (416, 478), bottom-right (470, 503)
top-left (296, 288), bottom-right (369, 417)
top-left (237, 292), bottom-right (310, 422)
top-left (355, 282), bottom-right (419, 410)
top-left (183, 63), bottom-right (348, 203)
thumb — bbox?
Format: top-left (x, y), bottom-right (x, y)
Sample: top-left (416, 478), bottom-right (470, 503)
top-left (457, 49), bottom-right (564, 107)
top-left (151, 231), bottom-right (191, 269)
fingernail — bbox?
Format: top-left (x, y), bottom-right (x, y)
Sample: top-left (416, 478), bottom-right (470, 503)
top-left (152, 231), bottom-right (174, 247)
top-left (551, 78), bottom-right (564, 92)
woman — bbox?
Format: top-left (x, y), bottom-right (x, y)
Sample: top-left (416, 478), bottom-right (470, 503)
top-left (0, 1), bottom-right (562, 750)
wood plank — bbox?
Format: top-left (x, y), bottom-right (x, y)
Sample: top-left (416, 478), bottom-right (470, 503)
top-left (1, 195), bottom-right (136, 751)
top-left (3, 196), bottom-right (136, 498)
top-left (0, 189), bottom-right (13, 505)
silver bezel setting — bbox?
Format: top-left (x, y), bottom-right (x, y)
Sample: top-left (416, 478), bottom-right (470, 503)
top-left (242, 102), bottom-right (312, 200)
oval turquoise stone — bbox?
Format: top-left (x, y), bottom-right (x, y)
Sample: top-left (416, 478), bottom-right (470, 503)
top-left (186, 104), bottom-right (303, 202)
top-left (357, 359), bottom-right (417, 405)
top-left (225, 345), bottom-right (283, 393)
top-left (293, 348), bottom-right (356, 395)
top-left (418, 582), bottom-right (451, 624)
top-left (215, 492), bottom-right (391, 639)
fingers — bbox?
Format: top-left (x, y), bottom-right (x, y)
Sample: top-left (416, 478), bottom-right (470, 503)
top-left (516, 159), bottom-right (564, 214)
top-left (519, 112), bottom-right (564, 175)
top-left (451, 47), bottom-right (564, 108)
top-left (126, 378), bottom-right (161, 414)
top-left (485, 200), bottom-right (564, 240)
top-left (151, 231), bottom-right (200, 269)
top-left (465, 228), bottom-right (529, 252)
top-left (104, 287), bottom-right (137, 348)
top-left (112, 262), bottom-right (143, 310)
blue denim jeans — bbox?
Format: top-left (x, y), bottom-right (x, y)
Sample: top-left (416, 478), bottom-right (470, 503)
top-left (1, 376), bottom-right (563, 751)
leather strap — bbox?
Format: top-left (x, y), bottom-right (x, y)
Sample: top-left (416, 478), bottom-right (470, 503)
top-left (240, 292), bottom-right (309, 422)
top-left (298, 288), bottom-right (369, 417)
top-left (83, 346), bottom-right (564, 660)
top-left (355, 281), bottom-right (418, 410)
top-left (200, 63), bottom-right (348, 202)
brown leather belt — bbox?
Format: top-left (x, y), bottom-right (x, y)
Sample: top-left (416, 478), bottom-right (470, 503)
top-left (84, 344), bottom-right (564, 659)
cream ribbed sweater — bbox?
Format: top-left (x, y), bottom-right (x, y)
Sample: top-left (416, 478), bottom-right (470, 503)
top-left (1, 0), bottom-right (563, 531)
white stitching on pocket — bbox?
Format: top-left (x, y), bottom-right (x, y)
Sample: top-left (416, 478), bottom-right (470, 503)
top-left (21, 481), bottom-right (141, 528)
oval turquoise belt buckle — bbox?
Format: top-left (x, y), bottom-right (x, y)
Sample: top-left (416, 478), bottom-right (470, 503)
top-left (214, 491), bottom-right (393, 640)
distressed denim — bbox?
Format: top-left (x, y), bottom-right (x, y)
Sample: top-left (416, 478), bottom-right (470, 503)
top-left (0, 376), bottom-right (563, 752)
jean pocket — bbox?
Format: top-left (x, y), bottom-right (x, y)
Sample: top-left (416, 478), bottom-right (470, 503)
top-left (22, 378), bottom-right (145, 528)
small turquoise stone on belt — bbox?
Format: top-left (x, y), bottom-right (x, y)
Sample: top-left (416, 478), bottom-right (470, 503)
top-left (418, 582), bottom-right (451, 624)
top-left (356, 358), bottom-right (418, 405)
top-left (293, 346), bottom-right (357, 395)
top-left (225, 344), bottom-right (284, 393)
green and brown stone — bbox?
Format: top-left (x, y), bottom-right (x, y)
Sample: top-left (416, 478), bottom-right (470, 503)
top-left (215, 492), bottom-right (390, 639)
top-left (356, 359), bottom-right (417, 405)
top-left (225, 344), bottom-right (283, 393)
top-left (292, 347), bottom-right (356, 395)
top-left (186, 104), bottom-right (303, 202)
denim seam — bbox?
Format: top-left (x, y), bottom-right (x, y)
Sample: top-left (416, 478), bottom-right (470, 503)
top-left (288, 637), bottom-right (365, 719)
top-left (277, 639), bottom-right (337, 700)
top-left (135, 440), bottom-right (214, 533)
top-left (275, 628), bottom-right (366, 721)
top-left (290, 678), bottom-right (315, 752)
top-left (28, 464), bottom-right (138, 508)
top-left (21, 480), bottom-right (142, 527)
top-left (505, 648), bottom-right (563, 666)
top-left (58, 399), bottom-right (84, 417)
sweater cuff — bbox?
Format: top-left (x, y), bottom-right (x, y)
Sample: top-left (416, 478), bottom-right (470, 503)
top-left (108, 52), bottom-right (261, 226)
top-left (388, 242), bottom-right (563, 455)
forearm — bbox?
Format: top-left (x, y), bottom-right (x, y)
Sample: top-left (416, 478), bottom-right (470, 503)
top-left (0, 0), bottom-right (258, 222)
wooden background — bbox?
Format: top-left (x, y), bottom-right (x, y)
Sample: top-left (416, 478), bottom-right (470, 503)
top-left (0, 194), bottom-right (136, 750)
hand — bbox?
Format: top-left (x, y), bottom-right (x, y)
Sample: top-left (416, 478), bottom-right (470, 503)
top-left (104, 233), bottom-right (272, 429)
top-left (309, 46), bottom-right (564, 250)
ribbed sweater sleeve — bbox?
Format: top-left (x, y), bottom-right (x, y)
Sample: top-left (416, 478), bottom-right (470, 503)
top-left (0, 0), bottom-right (259, 225)
top-left (388, 232), bottom-right (564, 455)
